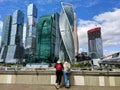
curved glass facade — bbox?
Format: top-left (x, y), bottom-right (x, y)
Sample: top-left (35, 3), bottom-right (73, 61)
top-left (59, 2), bottom-right (75, 62)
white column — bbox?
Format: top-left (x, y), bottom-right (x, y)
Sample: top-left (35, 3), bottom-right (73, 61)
top-left (51, 75), bottom-right (56, 84)
top-left (74, 76), bottom-right (84, 85)
top-left (99, 76), bottom-right (105, 86)
top-left (7, 75), bottom-right (12, 84)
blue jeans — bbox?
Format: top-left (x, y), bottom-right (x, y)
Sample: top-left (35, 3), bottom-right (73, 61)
top-left (64, 71), bottom-right (70, 86)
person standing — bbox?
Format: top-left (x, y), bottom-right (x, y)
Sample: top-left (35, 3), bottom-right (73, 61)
top-left (63, 60), bottom-right (71, 88)
top-left (55, 59), bottom-right (63, 89)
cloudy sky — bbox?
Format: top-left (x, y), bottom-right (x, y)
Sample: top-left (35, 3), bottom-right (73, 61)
top-left (0, 0), bottom-right (120, 56)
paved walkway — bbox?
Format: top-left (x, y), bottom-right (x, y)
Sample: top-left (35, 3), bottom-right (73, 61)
top-left (0, 84), bottom-right (120, 90)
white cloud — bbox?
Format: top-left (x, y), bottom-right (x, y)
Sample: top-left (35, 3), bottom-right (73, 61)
top-left (77, 8), bottom-right (120, 54)
top-left (104, 49), bottom-right (120, 56)
top-left (94, 8), bottom-right (120, 47)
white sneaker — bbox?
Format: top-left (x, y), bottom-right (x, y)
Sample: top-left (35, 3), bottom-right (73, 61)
top-left (57, 85), bottom-right (60, 89)
top-left (55, 83), bottom-right (58, 86)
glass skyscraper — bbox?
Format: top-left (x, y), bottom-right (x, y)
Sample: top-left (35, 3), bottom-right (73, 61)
top-left (54, 13), bottom-right (61, 60)
top-left (0, 15), bottom-right (12, 62)
top-left (5, 10), bottom-right (24, 63)
top-left (73, 13), bottom-right (79, 57)
top-left (0, 3), bottom-right (78, 64)
top-left (25, 4), bottom-right (37, 56)
top-left (36, 13), bottom-right (59, 63)
top-left (59, 2), bottom-right (75, 62)
top-left (1, 15), bottom-right (12, 46)
top-left (88, 27), bottom-right (103, 59)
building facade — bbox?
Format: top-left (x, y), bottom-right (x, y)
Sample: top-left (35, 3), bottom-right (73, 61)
top-left (73, 13), bottom-right (79, 56)
top-left (0, 15), bottom-right (12, 62)
top-left (5, 10), bottom-right (24, 63)
top-left (36, 13), bottom-right (60, 63)
top-left (88, 27), bottom-right (103, 59)
top-left (1, 15), bottom-right (12, 47)
top-left (25, 4), bottom-right (37, 56)
top-left (54, 13), bottom-right (61, 61)
top-left (59, 2), bottom-right (75, 62)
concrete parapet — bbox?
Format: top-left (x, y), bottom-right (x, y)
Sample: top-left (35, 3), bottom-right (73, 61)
top-left (0, 70), bottom-right (120, 86)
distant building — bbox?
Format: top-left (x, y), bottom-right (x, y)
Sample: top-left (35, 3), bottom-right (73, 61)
top-left (25, 3), bottom-right (37, 56)
top-left (36, 13), bottom-right (60, 63)
top-left (5, 10), bottom-right (24, 63)
top-left (73, 13), bottom-right (79, 56)
top-left (59, 2), bottom-right (75, 62)
top-left (0, 15), bottom-right (12, 62)
top-left (88, 27), bottom-right (103, 59)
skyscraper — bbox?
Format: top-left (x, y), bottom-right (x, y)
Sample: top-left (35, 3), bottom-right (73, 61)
top-left (25, 3), bottom-right (37, 56)
top-left (36, 13), bottom-right (59, 63)
top-left (54, 13), bottom-right (61, 60)
top-left (0, 15), bottom-right (12, 62)
top-left (73, 13), bottom-right (79, 56)
top-left (88, 27), bottom-right (103, 59)
top-left (59, 2), bottom-right (75, 62)
top-left (5, 10), bottom-right (24, 63)
top-left (1, 15), bottom-right (12, 47)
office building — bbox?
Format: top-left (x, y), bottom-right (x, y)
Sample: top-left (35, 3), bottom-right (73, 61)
top-left (1, 15), bottom-right (12, 46)
top-left (36, 13), bottom-right (60, 63)
top-left (88, 27), bottom-right (103, 59)
top-left (25, 3), bottom-right (37, 56)
top-left (5, 10), bottom-right (24, 63)
top-left (0, 15), bottom-right (12, 62)
top-left (59, 2), bottom-right (75, 62)
top-left (73, 13), bottom-right (79, 56)
top-left (54, 13), bottom-right (61, 60)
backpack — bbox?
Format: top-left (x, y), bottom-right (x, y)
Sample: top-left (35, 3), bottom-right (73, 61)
top-left (56, 63), bottom-right (62, 71)
top-left (66, 67), bottom-right (70, 72)
top-left (65, 63), bottom-right (70, 73)
top-left (66, 66), bottom-right (70, 73)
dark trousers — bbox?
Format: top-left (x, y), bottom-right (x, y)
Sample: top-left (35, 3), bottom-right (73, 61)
top-left (56, 70), bottom-right (63, 85)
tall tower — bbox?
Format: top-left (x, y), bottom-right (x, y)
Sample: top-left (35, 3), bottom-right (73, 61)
top-left (54, 13), bottom-right (61, 61)
top-left (73, 13), bottom-right (79, 56)
top-left (88, 27), bottom-right (103, 59)
top-left (59, 2), bottom-right (75, 62)
top-left (25, 3), bottom-right (37, 56)
top-left (1, 15), bottom-right (12, 46)
top-left (0, 15), bottom-right (12, 62)
top-left (36, 13), bottom-right (58, 63)
top-left (5, 10), bottom-right (24, 63)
